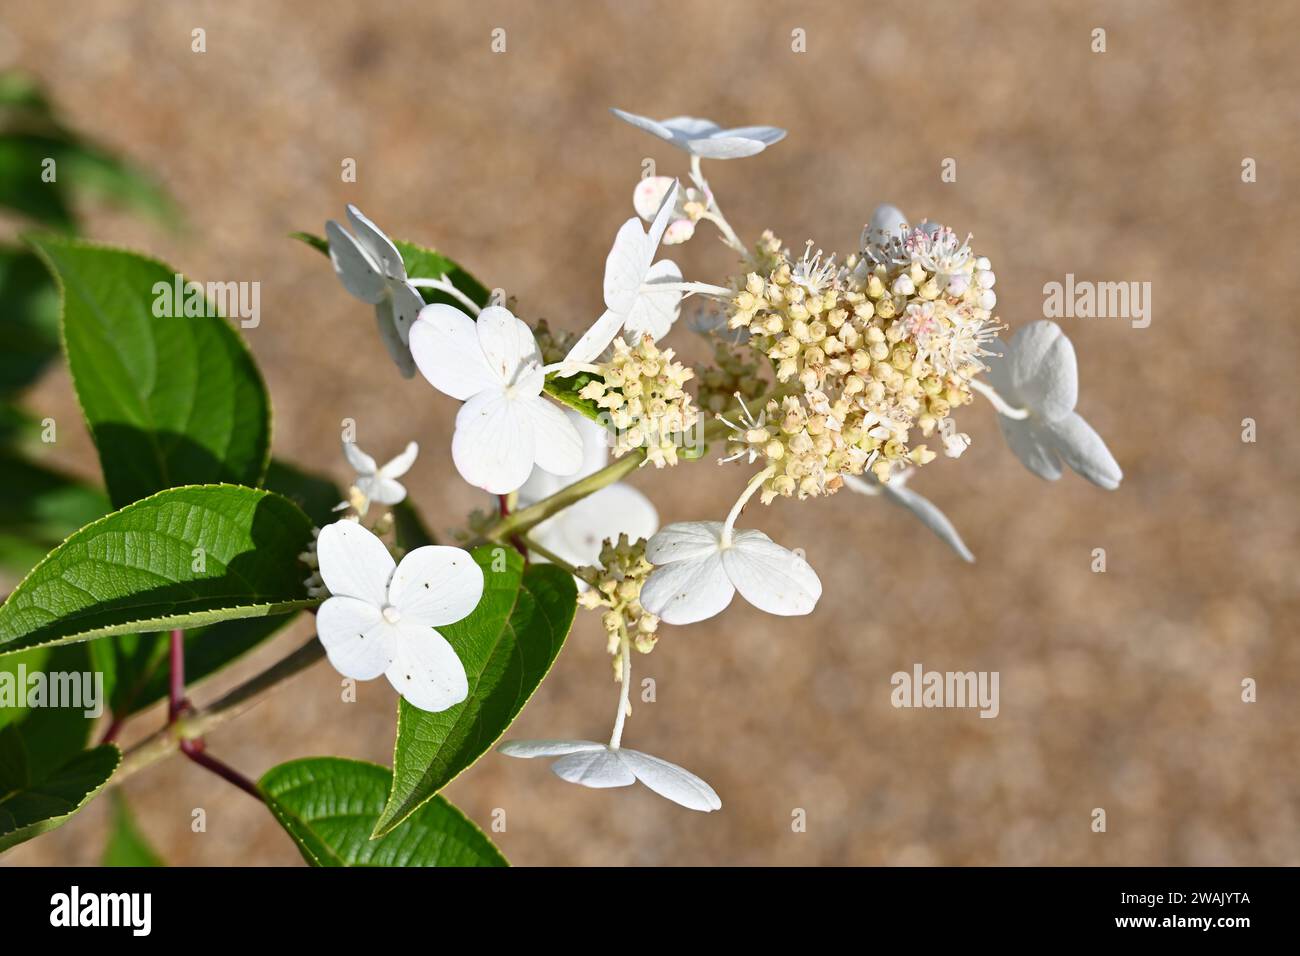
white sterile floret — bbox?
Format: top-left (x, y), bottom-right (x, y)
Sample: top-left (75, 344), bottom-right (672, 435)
top-left (496, 739), bottom-right (721, 812)
top-left (518, 412), bottom-right (658, 575)
top-left (340, 440), bottom-right (417, 515)
top-left (610, 108), bottom-right (786, 160)
top-left (639, 521), bottom-right (822, 626)
top-left (314, 521), bottom-right (483, 712)
top-left (564, 181), bottom-right (683, 364)
top-left (983, 320), bottom-right (1123, 490)
top-left (326, 205), bottom-right (426, 378)
top-left (409, 303), bottom-right (583, 494)
top-left (845, 470), bottom-right (974, 563)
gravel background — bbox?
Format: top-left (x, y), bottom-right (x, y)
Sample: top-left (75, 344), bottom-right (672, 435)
top-left (4, 0), bottom-right (1298, 866)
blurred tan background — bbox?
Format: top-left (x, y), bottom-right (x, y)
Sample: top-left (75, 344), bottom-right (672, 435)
top-left (4, 0), bottom-right (1299, 865)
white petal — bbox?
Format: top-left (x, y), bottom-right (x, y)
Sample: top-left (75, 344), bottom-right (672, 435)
top-left (476, 305), bottom-right (541, 385)
top-left (998, 417), bottom-right (1063, 482)
top-left (609, 108), bottom-right (679, 144)
top-left (685, 136), bottom-right (768, 159)
top-left (661, 219), bottom-right (696, 245)
top-left (523, 397), bottom-right (584, 477)
top-left (633, 176), bottom-right (676, 222)
top-left (452, 389), bottom-right (535, 494)
top-left (378, 441), bottom-right (419, 479)
top-left (316, 521), bottom-right (395, 606)
top-left (617, 749), bottom-right (721, 812)
top-left (354, 475), bottom-right (406, 506)
top-left (718, 124), bottom-right (786, 147)
top-left (1046, 412), bottom-right (1123, 490)
top-left (645, 521), bottom-right (725, 564)
top-left (409, 303), bottom-right (500, 400)
top-left (884, 484), bottom-right (975, 563)
top-left (622, 258), bottom-right (682, 342)
top-left (563, 307), bottom-right (625, 366)
top-left (326, 221), bottom-right (386, 304)
top-left (345, 204), bottom-right (406, 278)
top-left (385, 623), bottom-right (468, 712)
top-left (603, 217), bottom-right (652, 314)
top-left (374, 300), bottom-right (416, 378)
top-left (1008, 321), bottom-right (1078, 421)
top-left (658, 116), bottom-right (723, 138)
top-left (388, 545), bottom-right (484, 627)
top-left (574, 413), bottom-right (613, 477)
top-left (498, 739), bottom-right (606, 758)
top-left (645, 180), bottom-right (680, 251)
top-left (342, 440), bottom-right (377, 477)
top-left (388, 279), bottom-right (424, 346)
top-left (316, 596), bottom-right (391, 680)
top-left (864, 203), bottom-right (909, 246)
top-left (640, 551), bottom-right (734, 625)
top-left (722, 530), bottom-right (822, 616)
top-left (551, 748), bottom-right (636, 789)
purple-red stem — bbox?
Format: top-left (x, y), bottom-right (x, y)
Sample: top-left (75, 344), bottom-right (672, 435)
top-left (180, 739), bottom-right (264, 802)
top-left (498, 494), bottom-right (528, 558)
top-left (167, 626), bottom-right (263, 802)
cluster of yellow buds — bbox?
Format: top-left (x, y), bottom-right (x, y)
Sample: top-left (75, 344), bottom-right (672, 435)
top-left (725, 224), bottom-right (999, 485)
top-left (576, 534), bottom-right (661, 671)
top-left (578, 334), bottom-right (700, 467)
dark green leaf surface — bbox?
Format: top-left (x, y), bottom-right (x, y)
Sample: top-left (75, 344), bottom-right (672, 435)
top-left (260, 757), bottom-right (506, 867)
top-left (0, 484), bottom-right (314, 656)
top-left (28, 236), bottom-right (271, 508)
top-left (0, 729), bottom-right (119, 853)
top-left (375, 558), bottom-right (576, 836)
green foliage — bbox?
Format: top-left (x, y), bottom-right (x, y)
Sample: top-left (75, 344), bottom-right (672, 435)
top-left (260, 757), bottom-right (507, 867)
top-left (0, 724), bottom-right (119, 853)
top-left (0, 484), bottom-right (315, 656)
top-left (28, 237), bottom-right (271, 508)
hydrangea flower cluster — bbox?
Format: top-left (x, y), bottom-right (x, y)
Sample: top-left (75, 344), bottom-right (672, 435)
top-left (315, 106), bottom-right (1122, 814)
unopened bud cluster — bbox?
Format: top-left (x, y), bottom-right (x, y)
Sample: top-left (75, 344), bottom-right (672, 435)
top-left (726, 223), bottom-right (1000, 489)
top-left (579, 334), bottom-right (699, 467)
top-left (576, 534), bottom-right (661, 669)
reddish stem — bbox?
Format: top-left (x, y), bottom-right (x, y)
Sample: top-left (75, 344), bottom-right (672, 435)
top-left (180, 738), bottom-right (264, 802)
top-left (168, 628), bottom-right (187, 722)
top-left (100, 714), bottom-right (125, 745)
top-left (498, 494), bottom-right (529, 557)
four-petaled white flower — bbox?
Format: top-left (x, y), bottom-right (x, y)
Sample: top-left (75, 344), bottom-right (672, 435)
top-left (640, 521), bottom-right (822, 625)
top-left (984, 321), bottom-right (1123, 490)
top-left (845, 470), bottom-right (974, 563)
top-left (339, 440), bottom-right (418, 516)
top-left (326, 205), bottom-right (425, 378)
top-left (564, 181), bottom-right (683, 365)
top-left (633, 175), bottom-right (706, 245)
top-left (611, 108), bottom-right (787, 160)
top-left (409, 303), bottom-right (583, 494)
top-left (315, 521), bottom-right (483, 712)
top-left (497, 739), bottom-right (721, 812)
top-left (518, 412), bottom-right (658, 575)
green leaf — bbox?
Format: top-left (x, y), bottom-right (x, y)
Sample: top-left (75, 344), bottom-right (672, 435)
top-left (102, 791), bottom-right (163, 866)
top-left (0, 484), bottom-right (315, 657)
top-left (0, 729), bottom-right (119, 853)
top-left (259, 757), bottom-right (507, 867)
top-left (293, 231), bottom-right (490, 309)
top-left (28, 235), bottom-right (271, 509)
top-left (375, 558), bottom-right (576, 837)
